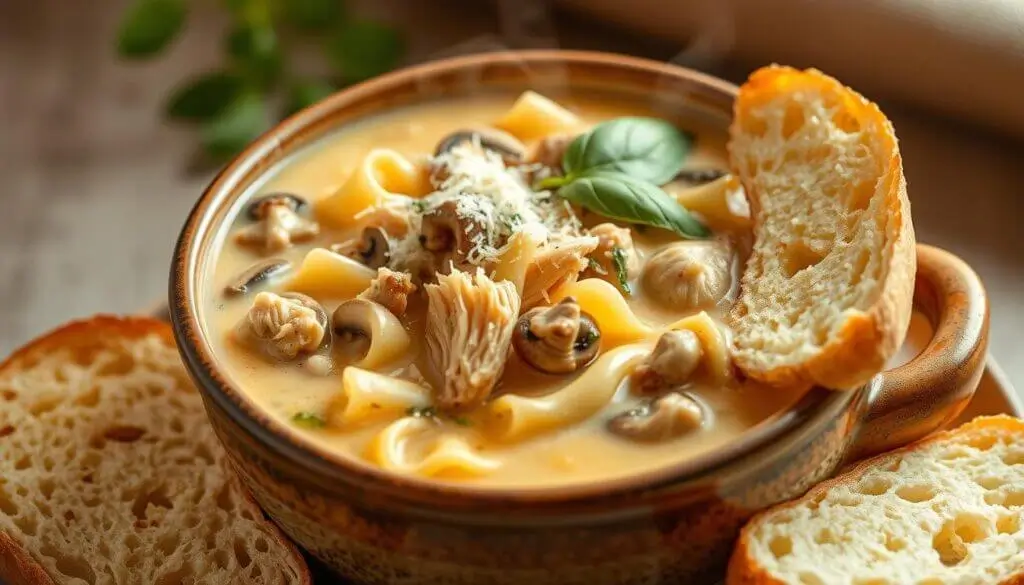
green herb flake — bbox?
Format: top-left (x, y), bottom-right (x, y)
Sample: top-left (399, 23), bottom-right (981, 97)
top-left (585, 328), bottom-right (600, 346)
top-left (410, 199), bottom-right (429, 213)
top-left (451, 416), bottom-right (472, 427)
top-left (292, 411), bottom-right (326, 429)
top-left (587, 257), bottom-right (602, 272)
top-left (611, 246), bottom-right (633, 295)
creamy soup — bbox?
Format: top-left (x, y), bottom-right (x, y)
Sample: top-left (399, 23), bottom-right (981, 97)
top-left (206, 91), bottom-right (807, 488)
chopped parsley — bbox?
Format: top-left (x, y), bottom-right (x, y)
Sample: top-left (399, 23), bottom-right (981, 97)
top-left (611, 246), bottom-right (632, 295)
top-left (410, 199), bottom-right (429, 213)
top-left (587, 256), bottom-right (602, 272)
top-left (452, 416), bottom-right (472, 427)
top-left (292, 412), bottom-right (326, 429)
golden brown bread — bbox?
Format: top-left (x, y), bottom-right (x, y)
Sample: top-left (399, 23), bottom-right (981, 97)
top-left (0, 316), bottom-right (311, 585)
top-left (727, 416), bottom-right (1024, 585)
top-left (729, 65), bottom-right (916, 391)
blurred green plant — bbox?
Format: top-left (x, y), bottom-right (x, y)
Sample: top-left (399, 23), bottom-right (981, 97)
top-left (116, 0), bottom-right (404, 162)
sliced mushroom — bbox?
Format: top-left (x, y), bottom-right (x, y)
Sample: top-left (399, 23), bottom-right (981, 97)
top-left (239, 291), bottom-right (328, 360)
top-left (333, 226), bottom-right (390, 269)
top-left (358, 267), bottom-right (417, 316)
top-left (245, 193), bottom-right (309, 220)
top-left (581, 223), bottom-right (640, 292)
top-left (236, 193), bottom-right (319, 253)
top-left (424, 268), bottom-right (521, 411)
top-left (607, 393), bottom-right (704, 442)
top-left (331, 298), bottom-right (410, 368)
top-left (434, 128), bottom-right (526, 165)
top-left (529, 133), bottom-right (575, 172)
top-left (642, 240), bottom-right (733, 310)
top-left (631, 330), bottom-right (703, 393)
top-left (225, 258), bottom-right (292, 297)
top-left (674, 169), bottom-right (728, 185)
top-left (419, 200), bottom-right (487, 272)
top-left (512, 297), bottom-right (600, 374)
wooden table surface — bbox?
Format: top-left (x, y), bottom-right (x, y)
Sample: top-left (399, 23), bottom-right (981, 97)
top-left (1, 0), bottom-right (1021, 399)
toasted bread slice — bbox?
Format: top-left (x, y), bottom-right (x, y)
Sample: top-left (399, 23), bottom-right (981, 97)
top-left (728, 65), bottom-right (916, 390)
top-left (0, 316), bottom-right (311, 585)
top-left (727, 415), bottom-right (1024, 585)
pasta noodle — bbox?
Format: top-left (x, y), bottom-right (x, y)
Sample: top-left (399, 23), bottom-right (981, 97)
top-left (484, 344), bottom-right (650, 441)
top-left (666, 311), bottom-right (732, 385)
top-left (494, 91), bottom-right (582, 141)
top-left (365, 417), bottom-right (499, 478)
top-left (287, 248), bottom-right (376, 299)
top-left (326, 367), bottom-right (429, 428)
top-left (671, 175), bottom-right (751, 231)
top-left (316, 149), bottom-right (431, 228)
top-left (344, 300), bottom-right (413, 370)
top-left (552, 278), bottom-right (655, 348)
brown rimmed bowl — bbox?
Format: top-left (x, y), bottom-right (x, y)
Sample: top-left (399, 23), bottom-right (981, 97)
top-left (169, 51), bottom-right (989, 584)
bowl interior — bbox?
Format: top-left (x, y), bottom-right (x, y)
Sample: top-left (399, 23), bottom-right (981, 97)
top-left (171, 51), bottom-right (853, 505)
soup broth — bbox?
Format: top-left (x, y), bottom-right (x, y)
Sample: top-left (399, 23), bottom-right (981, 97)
top-left (205, 92), bottom-right (806, 488)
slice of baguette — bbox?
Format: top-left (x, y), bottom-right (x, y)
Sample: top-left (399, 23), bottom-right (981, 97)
top-left (727, 415), bottom-right (1024, 585)
top-left (0, 316), bottom-right (311, 585)
top-left (728, 65), bottom-right (916, 390)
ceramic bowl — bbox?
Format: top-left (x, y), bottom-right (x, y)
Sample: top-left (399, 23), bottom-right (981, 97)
top-left (170, 51), bottom-right (989, 584)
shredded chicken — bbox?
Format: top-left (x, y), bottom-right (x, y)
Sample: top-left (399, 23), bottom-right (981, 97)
top-left (582, 223), bottom-right (640, 290)
top-left (236, 198), bottom-right (319, 253)
top-left (521, 236), bottom-right (599, 310)
top-left (424, 268), bottom-right (521, 411)
top-left (242, 292), bottom-right (325, 359)
top-left (358, 268), bottom-right (417, 316)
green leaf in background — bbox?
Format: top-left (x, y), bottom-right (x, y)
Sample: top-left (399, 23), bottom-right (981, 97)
top-left (284, 79), bottom-right (337, 117)
top-left (165, 72), bottom-right (246, 121)
top-left (116, 0), bottom-right (187, 58)
top-left (226, 24), bottom-right (283, 88)
top-left (200, 93), bottom-right (269, 159)
top-left (563, 117), bottom-right (690, 186)
top-left (558, 171), bottom-right (709, 239)
top-left (328, 21), bottom-right (404, 83)
top-left (285, 0), bottom-right (345, 32)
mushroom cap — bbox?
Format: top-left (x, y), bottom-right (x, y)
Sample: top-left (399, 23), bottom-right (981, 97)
top-left (225, 258), bottom-right (292, 297)
top-left (434, 128), bottom-right (526, 165)
top-left (642, 240), bottom-right (733, 310)
top-left (354, 226), bottom-right (390, 269)
top-left (512, 297), bottom-right (601, 375)
top-left (632, 329), bottom-right (704, 393)
top-left (419, 200), bottom-right (486, 272)
top-left (246, 193), bottom-right (309, 220)
top-left (607, 392), bottom-right (705, 442)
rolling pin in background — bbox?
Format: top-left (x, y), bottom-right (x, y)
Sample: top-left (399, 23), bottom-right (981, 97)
top-left (554, 0), bottom-right (1024, 141)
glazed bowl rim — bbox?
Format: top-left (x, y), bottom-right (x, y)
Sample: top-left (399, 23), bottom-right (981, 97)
top-left (170, 49), bottom-right (853, 506)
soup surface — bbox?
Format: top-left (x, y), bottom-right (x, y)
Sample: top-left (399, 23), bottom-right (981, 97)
top-left (205, 91), bottom-right (806, 488)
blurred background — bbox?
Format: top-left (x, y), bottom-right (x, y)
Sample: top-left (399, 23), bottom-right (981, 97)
top-left (0, 0), bottom-right (1021, 391)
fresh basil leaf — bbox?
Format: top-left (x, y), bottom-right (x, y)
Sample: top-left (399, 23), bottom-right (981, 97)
top-left (285, 0), bottom-right (345, 31)
top-left (284, 79), bottom-right (336, 117)
top-left (563, 117), bottom-right (690, 185)
top-left (292, 411), bottom-right (326, 428)
top-left (558, 171), bottom-right (709, 239)
top-left (165, 72), bottom-right (246, 121)
top-left (200, 93), bottom-right (269, 159)
top-left (116, 0), bottom-right (187, 58)
top-left (328, 21), bottom-right (404, 83)
top-left (611, 246), bottom-right (632, 295)
top-left (226, 24), bottom-right (283, 88)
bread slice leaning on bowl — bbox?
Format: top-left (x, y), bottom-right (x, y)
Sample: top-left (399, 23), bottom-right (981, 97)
top-left (728, 65), bottom-right (916, 391)
top-left (0, 316), bottom-right (311, 585)
top-left (727, 415), bottom-right (1024, 584)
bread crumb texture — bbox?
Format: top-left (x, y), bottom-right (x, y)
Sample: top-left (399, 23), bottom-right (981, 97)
top-left (0, 317), bottom-right (309, 584)
top-left (738, 416), bottom-right (1024, 585)
top-left (729, 66), bottom-right (914, 390)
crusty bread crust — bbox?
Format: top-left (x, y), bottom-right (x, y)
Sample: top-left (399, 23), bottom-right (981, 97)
top-left (729, 65), bottom-right (916, 391)
top-left (0, 315), bottom-right (312, 585)
top-left (726, 415), bottom-right (1024, 585)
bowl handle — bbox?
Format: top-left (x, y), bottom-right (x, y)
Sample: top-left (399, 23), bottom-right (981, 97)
top-left (848, 244), bottom-right (989, 461)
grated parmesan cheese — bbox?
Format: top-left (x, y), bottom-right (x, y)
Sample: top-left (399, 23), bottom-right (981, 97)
top-left (380, 143), bottom-right (581, 277)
